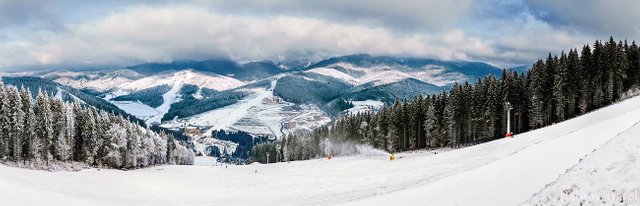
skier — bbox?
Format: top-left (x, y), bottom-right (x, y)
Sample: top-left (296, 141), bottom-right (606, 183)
top-left (389, 153), bottom-right (395, 161)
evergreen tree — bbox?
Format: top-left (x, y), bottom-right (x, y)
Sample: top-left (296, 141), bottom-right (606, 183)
top-left (34, 90), bottom-right (53, 164)
top-left (0, 84), bottom-right (6, 159)
top-left (20, 87), bottom-right (37, 162)
top-left (7, 87), bottom-right (24, 161)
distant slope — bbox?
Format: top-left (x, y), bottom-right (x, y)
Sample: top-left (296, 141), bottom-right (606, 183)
top-left (307, 54), bottom-right (503, 79)
top-left (119, 70), bottom-right (244, 92)
top-left (45, 69), bottom-right (144, 92)
top-left (339, 78), bottom-right (446, 103)
top-left (305, 54), bottom-right (502, 87)
top-left (127, 59), bottom-right (287, 81)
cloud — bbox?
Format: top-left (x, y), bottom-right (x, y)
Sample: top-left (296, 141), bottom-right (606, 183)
top-left (189, 0), bottom-right (473, 31)
top-left (0, 0), bottom-right (634, 70)
top-left (0, 0), bottom-right (58, 30)
top-left (0, 5), bottom-right (494, 69)
top-left (526, 0), bottom-right (640, 39)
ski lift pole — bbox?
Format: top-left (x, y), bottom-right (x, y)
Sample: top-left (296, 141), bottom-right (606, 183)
top-left (505, 102), bottom-right (513, 138)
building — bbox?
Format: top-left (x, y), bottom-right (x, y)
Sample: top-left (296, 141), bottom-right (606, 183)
top-left (283, 121), bottom-right (296, 129)
top-left (183, 126), bottom-right (202, 137)
top-left (262, 96), bottom-right (284, 104)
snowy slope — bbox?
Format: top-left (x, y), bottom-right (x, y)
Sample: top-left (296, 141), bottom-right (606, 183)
top-left (45, 69), bottom-right (144, 92)
top-left (2, 95), bottom-right (640, 205)
top-left (54, 76), bottom-right (133, 92)
top-left (120, 70), bottom-right (244, 92)
top-left (307, 62), bottom-right (470, 87)
top-left (526, 123), bottom-right (640, 205)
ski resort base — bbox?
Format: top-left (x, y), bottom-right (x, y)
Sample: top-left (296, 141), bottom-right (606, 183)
top-left (2, 96), bottom-right (640, 205)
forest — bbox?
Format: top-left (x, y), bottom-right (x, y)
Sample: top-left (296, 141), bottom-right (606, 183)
top-left (0, 83), bottom-right (194, 170)
top-left (251, 38), bottom-right (640, 163)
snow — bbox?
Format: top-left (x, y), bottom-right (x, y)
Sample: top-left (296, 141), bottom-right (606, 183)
top-left (110, 101), bottom-right (160, 119)
top-left (3, 94), bottom-right (640, 205)
top-left (307, 67), bottom-right (360, 85)
top-left (145, 81), bottom-right (184, 125)
top-left (347, 100), bottom-right (385, 114)
top-left (307, 63), bottom-right (468, 87)
top-left (526, 123), bottom-right (640, 205)
top-left (120, 70), bottom-right (244, 92)
top-left (179, 86), bottom-right (272, 134)
top-left (54, 76), bottom-right (133, 92)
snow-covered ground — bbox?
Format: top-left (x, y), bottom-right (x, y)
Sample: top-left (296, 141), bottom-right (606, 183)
top-left (110, 101), bottom-right (160, 120)
top-left (526, 123), bottom-right (640, 205)
top-left (347, 100), bottom-right (385, 114)
top-left (2, 95), bottom-right (640, 205)
top-left (164, 79), bottom-right (330, 140)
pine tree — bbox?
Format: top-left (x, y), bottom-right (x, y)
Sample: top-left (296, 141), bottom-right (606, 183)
top-left (529, 60), bottom-right (545, 128)
top-left (423, 97), bottom-right (438, 148)
top-left (0, 83), bottom-right (6, 159)
top-left (34, 90), bottom-right (54, 164)
top-left (7, 86), bottom-right (24, 161)
top-left (578, 45), bottom-right (593, 113)
top-left (20, 87), bottom-right (37, 162)
top-left (566, 49), bottom-right (580, 118)
top-left (554, 51), bottom-right (569, 121)
top-left (49, 98), bottom-right (64, 160)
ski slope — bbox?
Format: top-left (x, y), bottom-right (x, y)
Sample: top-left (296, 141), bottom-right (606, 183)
top-left (2, 95), bottom-right (640, 205)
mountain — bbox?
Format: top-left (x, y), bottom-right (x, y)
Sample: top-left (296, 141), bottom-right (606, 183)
top-left (105, 70), bottom-right (246, 125)
top-left (42, 69), bottom-right (145, 93)
top-left (305, 54), bottom-right (502, 85)
top-left (127, 59), bottom-right (288, 81)
top-left (11, 54), bottom-right (506, 137)
top-left (270, 54), bottom-right (500, 114)
top-left (119, 69), bottom-right (244, 92)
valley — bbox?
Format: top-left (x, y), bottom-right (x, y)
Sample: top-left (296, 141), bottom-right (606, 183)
top-left (3, 55), bottom-right (504, 162)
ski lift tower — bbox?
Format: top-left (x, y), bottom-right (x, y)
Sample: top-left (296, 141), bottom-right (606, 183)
top-left (505, 102), bottom-right (513, 138)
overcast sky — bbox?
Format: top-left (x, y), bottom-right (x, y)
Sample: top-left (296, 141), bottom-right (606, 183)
top-left (0, 0), bottom-right (638, 71)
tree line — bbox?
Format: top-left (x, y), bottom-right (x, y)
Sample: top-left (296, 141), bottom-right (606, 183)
top-left (0, 82), bottom-right (194, 169)
top-left (251, 37), bottom-right (640, 162)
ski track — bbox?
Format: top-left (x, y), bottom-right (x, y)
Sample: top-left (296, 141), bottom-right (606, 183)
top-left (2, 95), bottom-right (640, 205)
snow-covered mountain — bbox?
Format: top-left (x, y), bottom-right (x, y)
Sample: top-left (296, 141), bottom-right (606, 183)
top-left (119, 69), bottom-right (244, 92)
top-left (304, 54), bottom-right (503, 87)
top-left (126, 59), bottom-right (290, 81)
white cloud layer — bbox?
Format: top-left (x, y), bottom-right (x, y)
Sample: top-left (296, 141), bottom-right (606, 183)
top-left (0, 0), bottom-right (637, 70)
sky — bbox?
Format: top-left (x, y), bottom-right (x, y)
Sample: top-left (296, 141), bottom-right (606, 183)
top-left (0, 0), bottom-right (638, 71)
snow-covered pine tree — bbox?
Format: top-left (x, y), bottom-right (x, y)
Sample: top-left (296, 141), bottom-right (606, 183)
top-left (423, 97), bottom-right (437, 148)
top-left (34, 90), bottom-right (54, 164)
top-left (7, 86), bottom-right (24, 161)
top-left (19, 87), bottom-right (36, 163)
top-left (0, 83), bottom-right (6, 159)
top-left (58, 102), bottom-right (75, 161)
top-left (49, 98), bottom-right (64, 160)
